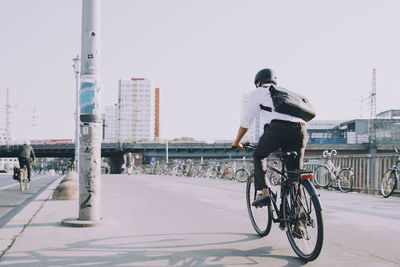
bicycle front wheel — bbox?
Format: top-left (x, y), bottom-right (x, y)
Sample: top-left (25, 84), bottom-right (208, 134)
top-left (235, 168), bottom-right (250, 183)
top-left (381, 169), bottom-right (397, 198)
top-left (246, 176), bottom-right (272, 237)
top-left (314, 165), bottom-right (331, 188)
top-left (338, 169), bottom-right (353, 193)
top-left (283, 179), bottom-right (324, 261)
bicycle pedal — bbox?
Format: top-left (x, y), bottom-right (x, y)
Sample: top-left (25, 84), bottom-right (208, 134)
top-left (279, 223), bottom-right (288, 232)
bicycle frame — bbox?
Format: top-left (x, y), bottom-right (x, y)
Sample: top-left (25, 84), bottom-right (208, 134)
top-left (266, 158), bottom-right (315, 224)
top-left (326, 160), bottom-right (340, 175)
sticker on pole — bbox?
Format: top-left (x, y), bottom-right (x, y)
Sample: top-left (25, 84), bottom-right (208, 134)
top-left (79, 75), bottom-right (102, 119)
top-left (80, 81), bottom-right (96, 115)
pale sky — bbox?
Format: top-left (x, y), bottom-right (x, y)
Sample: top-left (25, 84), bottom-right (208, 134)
top-left (0, 0), bottom-right (399, 142)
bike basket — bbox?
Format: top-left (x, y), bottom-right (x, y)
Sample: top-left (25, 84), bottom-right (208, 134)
top-left (301, 174), bottom-right (313, 180)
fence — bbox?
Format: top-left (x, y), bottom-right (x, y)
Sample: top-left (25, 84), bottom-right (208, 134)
top-left (303, 153), bottom-right (399, 195)
top-left (136, 153), bottom-right (399, 196)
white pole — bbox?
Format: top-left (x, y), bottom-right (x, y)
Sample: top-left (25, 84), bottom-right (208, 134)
top-left (62, 0), bottom-right (102, 227)
top-left (79, 0), bottom-right (102, 223)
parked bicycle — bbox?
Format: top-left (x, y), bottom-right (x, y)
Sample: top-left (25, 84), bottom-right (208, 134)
top-left (314, 150), bottom-right (354, 193)
top-left (267, 160), bottom-right (281, 186)
top-left (234, 157), bottom-right (251, 183)
top-left (221, 161), bottom-right (234, 180)
top-left (380, 147), bottom-right (400, 198)
top-left (241, 143), bottom-right (324, 262)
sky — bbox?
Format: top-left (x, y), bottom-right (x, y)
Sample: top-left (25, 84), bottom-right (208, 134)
top-left (0, 0), bottom-right (400, 142)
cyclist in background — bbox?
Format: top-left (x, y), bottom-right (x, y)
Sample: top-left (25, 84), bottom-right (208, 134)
top-left (232, 68), bottom-right (308, 207)
top-left (18, 140), bottom-right (36, 182)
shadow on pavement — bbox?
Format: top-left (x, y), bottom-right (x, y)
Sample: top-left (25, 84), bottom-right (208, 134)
top-left (1, 233), bottom-right (307, 266)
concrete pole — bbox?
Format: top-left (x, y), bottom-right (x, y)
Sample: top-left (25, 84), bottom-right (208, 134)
top-left (78, 0), bottom-right (102, 223)
top-left (63, 0), bottom-right (102, 227)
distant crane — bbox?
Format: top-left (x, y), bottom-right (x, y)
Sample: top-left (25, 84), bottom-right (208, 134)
top-left (370, 68), bottom-right (377, 119)
top-left (369, 68), bottom-right (377, 143)
top-left (5, 88), bottom-right (11, 145)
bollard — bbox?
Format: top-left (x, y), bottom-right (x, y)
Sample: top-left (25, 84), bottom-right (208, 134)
top-left (52, 182), bottom-right (79, 200)
top-left (61, 171), bottom-right (79, 183)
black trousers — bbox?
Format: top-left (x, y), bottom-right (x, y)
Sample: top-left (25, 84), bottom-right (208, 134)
top-left (253, 120), bottom-right (308, 190)
top-left (18, 157), bottom-right (32, 179)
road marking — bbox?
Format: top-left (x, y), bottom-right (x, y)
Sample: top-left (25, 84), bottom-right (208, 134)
top-left (0, 175), bottom-right (57, 191)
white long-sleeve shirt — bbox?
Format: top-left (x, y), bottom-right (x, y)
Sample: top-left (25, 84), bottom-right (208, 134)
top-left (240, 84), bottom-right (305, 129)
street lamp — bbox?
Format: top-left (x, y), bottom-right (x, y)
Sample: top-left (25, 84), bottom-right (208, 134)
top-left (72, 55), bottom-right (81, 173)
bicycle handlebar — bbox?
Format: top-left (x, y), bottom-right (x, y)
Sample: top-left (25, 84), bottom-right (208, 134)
top-left (323, 149), bottom-right (337, 158)
top-left (231, 141), bottom-right (255, 150)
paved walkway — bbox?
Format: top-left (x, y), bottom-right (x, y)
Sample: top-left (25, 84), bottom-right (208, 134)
top-left (0, 174), bottom-right (399, 266)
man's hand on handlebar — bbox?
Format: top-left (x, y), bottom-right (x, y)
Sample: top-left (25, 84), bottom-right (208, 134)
top-left (232, 141), bottom-right (255, 151)
top-left (231, 143), bottom-right (244, 151)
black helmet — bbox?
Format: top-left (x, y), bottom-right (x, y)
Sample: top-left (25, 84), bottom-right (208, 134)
top-left (254, 68), bottom-right (277, 86)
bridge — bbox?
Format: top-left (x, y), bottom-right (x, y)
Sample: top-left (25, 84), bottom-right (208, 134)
top-left (0, 142), bottom-right (396, 173)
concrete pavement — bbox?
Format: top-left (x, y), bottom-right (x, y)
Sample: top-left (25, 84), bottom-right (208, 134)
top-left (0, 174), bottom-right (399, 266)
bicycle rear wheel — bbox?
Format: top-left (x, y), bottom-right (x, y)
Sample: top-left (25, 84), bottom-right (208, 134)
top-left (19, 177), bottom-right (25, 191)
top-left (235, 168), bottom-right (250, 183)
top-left (338, 169), bottom-right (353, 193)
top-left (283, 179), bottom-right (323, 261)
top-left (246, 176), bottom-right (272, 237)
top-left (19, 169), bottom-right (27, 191)
top-left (381, 169), bottom-right (397, 198)
top-left (314, 165), bottom-right (331, 188)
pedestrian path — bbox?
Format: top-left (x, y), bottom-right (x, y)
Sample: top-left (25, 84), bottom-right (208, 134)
top-left (0, 174), bottom-right (399, 266)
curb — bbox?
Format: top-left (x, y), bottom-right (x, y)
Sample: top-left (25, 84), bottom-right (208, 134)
top-left (0, 175), bottom-right (64, 259)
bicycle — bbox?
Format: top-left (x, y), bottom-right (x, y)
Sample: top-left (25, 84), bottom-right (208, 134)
top-left (234, 157), bottom-right (251, 183)
top-left (18, 166), bottom-right (30, 191)
top-left (221, 161), bottom-right (234, 180)
top-left (267, 160), bottom-right (281, 186)
top-left (380, 147), bottom-right (400, 198)
top-left (241, 143), bottom-right (324, 262)
top-left (314, 150), bottom-right (354, 193)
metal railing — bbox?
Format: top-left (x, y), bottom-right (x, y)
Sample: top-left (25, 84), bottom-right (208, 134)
top-left (303, 154), bottom-right (399, 195)
top-left (132, 153), bottom-right (399, 196)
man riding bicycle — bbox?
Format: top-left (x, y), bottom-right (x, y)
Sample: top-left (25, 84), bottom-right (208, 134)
top-left (18, 140), bottom-right (36, 182)
top-left (232, 68), bottom-right (308, 207)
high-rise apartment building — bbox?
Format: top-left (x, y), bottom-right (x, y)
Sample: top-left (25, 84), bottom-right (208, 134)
top-left (104, 78), bottom-right (152, 142)
top-left (154, 88), bottom-right (160, 139)
top-left (104, 104), bottom-right (118, 142)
